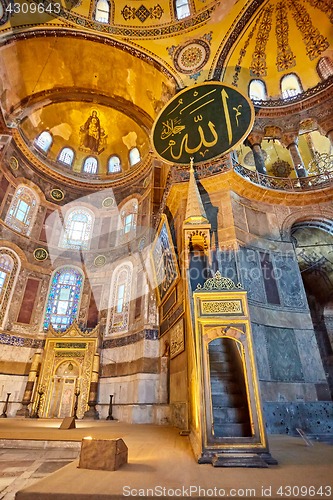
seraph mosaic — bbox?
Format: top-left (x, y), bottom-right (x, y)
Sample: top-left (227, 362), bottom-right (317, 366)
top-left (151, 215), bottom-right (179, 305)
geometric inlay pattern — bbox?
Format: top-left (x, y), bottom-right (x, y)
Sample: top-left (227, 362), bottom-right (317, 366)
top-left (121, 4), bottom-right (163, 23)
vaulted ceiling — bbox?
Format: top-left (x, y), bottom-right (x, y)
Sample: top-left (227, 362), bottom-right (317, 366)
top-left (0, 0), bottom-right (332, 180)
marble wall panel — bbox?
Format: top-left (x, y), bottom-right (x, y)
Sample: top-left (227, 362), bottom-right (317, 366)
top-left (0, 374), bottom-right (27, 417)
top-left (272, 254), bottom-right (306, 309)
top-left (265, 327), bottom-right (304, 382)
top-left (294, 329), bottom-right (326, 383)
top-left (238, 246), bottom-right (266, 303)
top-left (250, 323), bottom-right (271, 381)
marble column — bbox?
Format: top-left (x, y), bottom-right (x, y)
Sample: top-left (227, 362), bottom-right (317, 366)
top-left (16, 351), bottom-right (41, 417)
top-left (244, 132), bottom-right (267, 174)
top-left (281, 134), bottom-right (307, 178)
top-left (84, 353), bottom-right (100, 420)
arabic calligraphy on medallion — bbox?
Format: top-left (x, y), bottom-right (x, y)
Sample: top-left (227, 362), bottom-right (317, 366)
top-left (152, 82), bottom-right (254, 165)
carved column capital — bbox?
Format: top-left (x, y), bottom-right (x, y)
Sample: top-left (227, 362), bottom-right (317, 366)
top-left (245, 131), bottom-right (265, 147)
top-left (280, 133), bottom-right (299, 149)
top-left (317, 118), bottom-right (333, 138)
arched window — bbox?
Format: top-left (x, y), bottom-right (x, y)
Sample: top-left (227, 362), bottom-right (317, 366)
top-left (317, 57), bottom-right (333, 80)
top-left (129, 148), bottom-right (141, 166)
top-left (0, 249), bottom-right (20, 328)
top-left (83, 157), bottom-right (98, 174)
top-left (119, 199), bottom-right (138, 245)
top-left (95, 0), bottom-right (109, 23)
top-left (35, 131), bottom-right (52, 153)
top-left (175, 0), bottom-right (190, 19)
top-left (109, 156), bottom-right (121, 173)
top-left (43, 267), bottom-right (84, 331)
top-left (58, 148), bottom-right (74, 166)
top-left (249, 80), bottom-right (266, 100)
top-left (108, 263), bottom-right (132, 334)
top-left (5, 186), bottom-right (38, 235)
top-left (281, 74), bottom-right (302, 99)
top-left (60, 208), bottom-right (94, 250)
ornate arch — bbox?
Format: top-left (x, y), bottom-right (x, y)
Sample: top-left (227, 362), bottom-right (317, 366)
top-left (60, 207), bottom-right (94, 250)
top-left (107, 261), bottom-right (133, 335)
top-left (280, 210), bottom-right (333, 241)
top-left (0, 248), bottom-right (21, 328)
top-left (5, 185), bottom-right (39, 236)
top-left (43, 266), bottom-right (84, 331)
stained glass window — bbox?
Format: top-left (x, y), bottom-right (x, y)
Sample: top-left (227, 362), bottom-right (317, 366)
top-left (175, 0), bottom-right (190, 19)
top-left (0, 249), bottom-right (19, 328)
top-left (281, 74), bottom-right (302, 99)
top-left (5, 186), bottom-right (38, 236)
top-left (109, 156), bottom-right (121, 173)
top-left (35, 131), bottom-right (52, 152)
top-left (129, 148), bottom-right (140, 166)
top-left (0, 254), bottom-right (12, 304)
top-left (60, 209), bottom-right (93, 250)
top-left (109, 264), bottom-right (132, 334)
top-left (58, 148), bottom-right (74, 166)
top-left (95, 0), bottom-right (109, 23)
top-left (83, 157), bottom-right (98, 174)
top-left (249, 80), bottom-right (266, 101)
top-left (119, 199), bottom-right (138, 244)
top-left (43, 267), bottom-right (84, 331)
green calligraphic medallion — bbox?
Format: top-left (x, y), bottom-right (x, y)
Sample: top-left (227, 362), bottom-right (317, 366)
top-left (51, 189), bottom-right (64, 201)
top-left (152, 82), bottom-right (255, 165)
top-left (34, 248), bottom-right (48, 261)
top-left (9, 157), bottom-right (19, 170)
top-left (102, 197), bottom-right (115, 208)
top-left (94, 255), bottom-right (106, 267)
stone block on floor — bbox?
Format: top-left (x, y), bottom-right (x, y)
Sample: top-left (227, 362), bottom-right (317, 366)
top-left (78, 438), bottom-right (128, 471)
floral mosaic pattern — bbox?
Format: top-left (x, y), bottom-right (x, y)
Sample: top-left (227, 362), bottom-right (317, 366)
top-left (43, 267), bottom-right (84, 331)
top-left (288, 0), bottom-right (329, 61)
top-left (275, 2), bottom-right (296, 71)
top-left (250, 4), bottom-right (274, 77)
top-left (168, 32), bottom-right (212, 75)
top-left (5, 186), bottom-right (37, 236)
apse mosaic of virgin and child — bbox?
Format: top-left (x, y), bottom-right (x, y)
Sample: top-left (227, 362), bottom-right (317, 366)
top-left (79, 109), bottom-right (108, 155)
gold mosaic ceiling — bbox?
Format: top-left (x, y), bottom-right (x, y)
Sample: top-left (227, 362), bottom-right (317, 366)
top-left (0, 0), bottom-right (332, 178)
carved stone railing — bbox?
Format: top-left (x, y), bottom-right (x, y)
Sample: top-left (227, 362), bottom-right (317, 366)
top-left (172, 154), bottom-right (233, 183)
top-left (169, 155), bottom-right (333, 192)
top-left (234, 164), bottom-right (333, 191)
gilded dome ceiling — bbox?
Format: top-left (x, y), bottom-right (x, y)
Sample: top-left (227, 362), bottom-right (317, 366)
top-left (0, 0), bottom-right (332, 183)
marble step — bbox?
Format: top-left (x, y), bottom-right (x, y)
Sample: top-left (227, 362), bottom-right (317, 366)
top-left (213, 422), bottom-right (252, 438)
top-left (210, 379), bottom-right (240, 393)
top-left (212, 407), bottom-right (249, 424)
top-left (212, 393), bottom-right (244, 407)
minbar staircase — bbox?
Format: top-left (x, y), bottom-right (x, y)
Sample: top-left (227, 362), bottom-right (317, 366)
top-left (209, 337), bottom-right (252, 438)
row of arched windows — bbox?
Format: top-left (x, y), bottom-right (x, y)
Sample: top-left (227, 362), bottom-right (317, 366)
top-left (34, 132), bottom-right (141, 173)
top-left (0, 247), bottom-right (134, 335)
top-left (249, 58), bottom-right (333, 101)
top-left (4, 184), bottom-right (138, 249)
top-left (94, 0), bottom-right (190, 23)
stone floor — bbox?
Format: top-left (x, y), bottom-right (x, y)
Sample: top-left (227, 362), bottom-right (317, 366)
top-left (0, 420), bottom-right (331, 499)
top-left (0, 446), bottom-right (80, 500)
